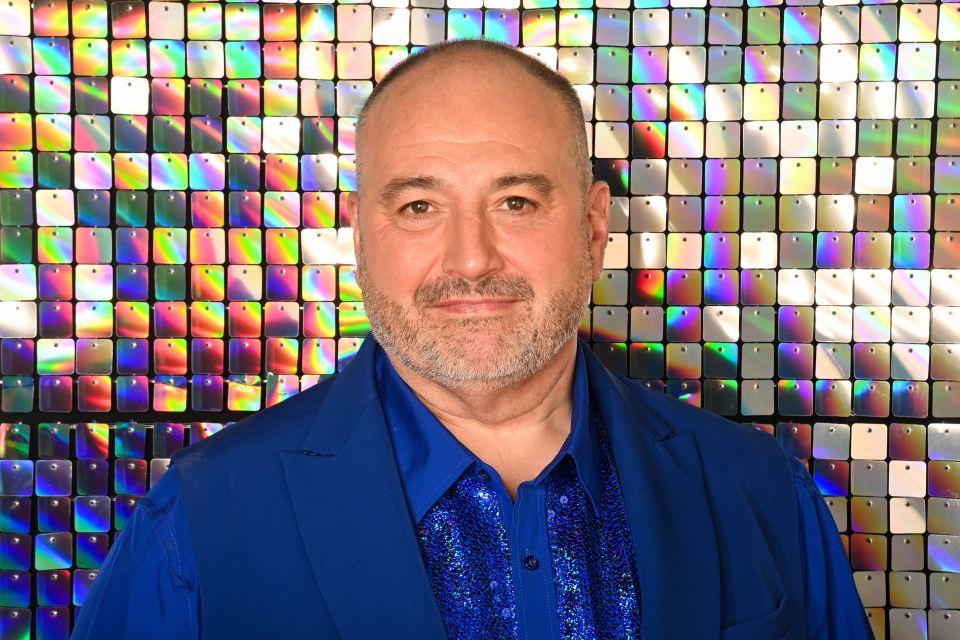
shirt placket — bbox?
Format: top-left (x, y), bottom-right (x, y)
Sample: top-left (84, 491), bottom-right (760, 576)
top-left (511, 479), bottom-right (559, 640)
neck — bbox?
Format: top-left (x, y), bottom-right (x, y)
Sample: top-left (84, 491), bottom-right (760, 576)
top-left (385, 335), bottom-right (579, 442)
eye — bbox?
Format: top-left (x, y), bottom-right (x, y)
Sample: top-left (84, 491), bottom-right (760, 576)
top-left (401, 200), bottom-right (432, 215)
top-left (503, 196), bottom-right (531, 212)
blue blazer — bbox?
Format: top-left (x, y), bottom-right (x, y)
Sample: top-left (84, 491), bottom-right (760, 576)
top-left (144, 335), bottom-right (866, 639)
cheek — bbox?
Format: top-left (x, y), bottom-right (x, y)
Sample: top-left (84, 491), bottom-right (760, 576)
top-left (509, 230), bottom-right (585, 276)
top-left (363, 235), bottom-right (437, 296)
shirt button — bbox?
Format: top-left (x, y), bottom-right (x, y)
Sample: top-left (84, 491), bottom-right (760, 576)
top-left (523, 554), bottom-right (539, 571)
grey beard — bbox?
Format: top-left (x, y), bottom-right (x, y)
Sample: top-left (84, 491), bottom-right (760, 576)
top-left (356, 241), bottom-right (593, 391)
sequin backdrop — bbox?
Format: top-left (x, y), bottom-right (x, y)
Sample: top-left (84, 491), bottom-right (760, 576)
top-left (0, 1), bottom-right (958, 638)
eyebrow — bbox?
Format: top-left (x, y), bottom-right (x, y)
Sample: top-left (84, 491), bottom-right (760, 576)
top-left (376, 173), bottom-right (557, 209)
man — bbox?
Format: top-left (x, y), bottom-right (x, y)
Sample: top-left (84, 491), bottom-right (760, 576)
top-left (73, 39), bottom-right (872, 639)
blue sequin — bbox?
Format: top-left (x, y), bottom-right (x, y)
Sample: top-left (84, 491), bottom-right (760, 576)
top-left (415, 416), bottom-right (642, 639)
top-left (416, 469), bottom-right (519, 639)
top-left (546, 419), bottom-right (643, 639)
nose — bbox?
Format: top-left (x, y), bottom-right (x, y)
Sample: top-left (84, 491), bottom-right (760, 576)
top-left (440, 209), bottom-right (505, 282)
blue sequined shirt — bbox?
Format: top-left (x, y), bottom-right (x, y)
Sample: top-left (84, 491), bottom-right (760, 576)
top-left (375, 342), bottom-right (643, 639)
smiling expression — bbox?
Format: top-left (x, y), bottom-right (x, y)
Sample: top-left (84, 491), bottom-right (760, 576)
top-left (348, 52), bottom-right (611, 389)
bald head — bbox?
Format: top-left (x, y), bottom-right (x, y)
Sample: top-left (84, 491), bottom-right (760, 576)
top-left (353, 39), bottom-right (593, 203)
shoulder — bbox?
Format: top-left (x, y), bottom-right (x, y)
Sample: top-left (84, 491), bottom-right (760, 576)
top-left (170, 373), bottom-right (339, 469)
top-left (604, 368), bottom-right (795, 484)
top-left (140, 462), bottom-right (182, 516)
top-left (626, 372), bottom-right (787, 456)
top-left (783, 452), bottom-right (820, 500)
top-left (70, 467), bottom-right (199, 638)
top-left (134, 468), bottom-right (195, 577)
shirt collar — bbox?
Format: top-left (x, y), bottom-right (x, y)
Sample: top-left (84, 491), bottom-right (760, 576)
top-left (375, 339), bottom-right (602, 523)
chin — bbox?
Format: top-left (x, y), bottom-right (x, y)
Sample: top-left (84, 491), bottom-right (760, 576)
top-left (437, 339), bottom-right (547, 384)
top-left (436, 335), bottom-right (503, 364)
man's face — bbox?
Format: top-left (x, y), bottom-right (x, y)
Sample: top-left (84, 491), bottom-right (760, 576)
top-left (348, 59), bottom-right (610, 389)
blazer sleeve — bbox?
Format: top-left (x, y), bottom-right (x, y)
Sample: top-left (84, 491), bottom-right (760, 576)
top-left (71, 468), bottom-right (199, 640)
top-left (787, 454), bottom-right (876, 640)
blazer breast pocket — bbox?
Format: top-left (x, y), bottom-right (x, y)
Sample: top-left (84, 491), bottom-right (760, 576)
top-left (719, 593), bottom-right (792, 640)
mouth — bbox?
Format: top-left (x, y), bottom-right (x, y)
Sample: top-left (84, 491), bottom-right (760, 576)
top-left (430, 298), bottom-right (520, 314)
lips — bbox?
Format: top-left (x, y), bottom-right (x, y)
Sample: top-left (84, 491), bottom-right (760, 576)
top-left (433, 298), bottom-right (517, 306)
top-left (431, 298), bottom-right (519, 312)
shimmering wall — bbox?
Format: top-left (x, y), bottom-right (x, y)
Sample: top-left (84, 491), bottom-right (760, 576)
top-left (0, 1), bottom-right (958, 638)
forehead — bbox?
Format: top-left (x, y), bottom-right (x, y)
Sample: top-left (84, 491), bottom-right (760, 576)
top-left (362, 60), bottom-right (571, 183)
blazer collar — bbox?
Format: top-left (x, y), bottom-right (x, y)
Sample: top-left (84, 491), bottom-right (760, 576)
top-left (583, 345), bottom-right (722, 639)
top-left (299, 332), bottom-right (382, 456)
top-left (282, 334), bottom-right (721, 639)
top-left (280, 334), bottom-right (448, 638)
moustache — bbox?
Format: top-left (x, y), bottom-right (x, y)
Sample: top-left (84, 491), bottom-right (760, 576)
top-left (414, 275), bottom-right (535, 307)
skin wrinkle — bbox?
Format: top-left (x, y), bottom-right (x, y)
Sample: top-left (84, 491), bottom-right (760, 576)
top-left (377, 172), bottom-right (560, 212)
top-left (346, 42), bottom-right (611, 497)
top-left (358, 139), bottom-right (589, 214)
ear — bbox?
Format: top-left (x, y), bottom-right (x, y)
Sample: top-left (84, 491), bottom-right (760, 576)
top-left (346, 191), bottom-right (361, 258)
top-left (584, 180), bottom-right (611, 281)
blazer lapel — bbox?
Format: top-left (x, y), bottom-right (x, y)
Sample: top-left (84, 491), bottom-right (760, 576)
top-left (280, 335), bottom-right (722, 638)
top-left (279, 337), bottom-right (447, 639)
top-left (584, 348), bottom-right (722, 639)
